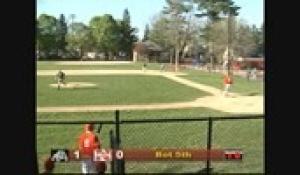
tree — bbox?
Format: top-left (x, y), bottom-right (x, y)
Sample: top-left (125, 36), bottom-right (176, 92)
top-left (149, 12), bottom-right (200, 64)
top-left (119, 8), bottom-right (138, 60)
top-left (56, 14), bottom-right (68, 57)
top-left (205, 19), bottom-right (228, 63)
top-left (162, 0), bottom-right (194, 72)
top-left (37, 14), bottom-right (58, 58)
top-left (193, 0), bottom-right (240, 70)
top-left (149, 15), bottom-right (176, 51)
top-left (234, 21), bottom-right (256, 58)
top-left (123, 8), bottom-right (131, 25)
top-left (66, 22), bottom-right (93, 58)
top-left (89, 14), bottom-right (120, 60)
top-left (193, 0), bottom-right (240, 21)
top-left (149, 15), bottom-right (177, 63)
top-left (142, 24), bottom-right (150, 41)
top-left (200, 19), bottom-right (256, 62)
top-left (250, 24), bottom-right (263, 57)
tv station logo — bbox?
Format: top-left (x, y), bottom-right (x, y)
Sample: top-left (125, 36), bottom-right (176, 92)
top-left (224, 149), bottom-right (243, 160)
top-left (50, 149), bottom-right (69, 162)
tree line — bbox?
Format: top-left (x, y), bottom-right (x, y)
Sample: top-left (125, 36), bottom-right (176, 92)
top-left (143, 0), bottom-right (263, 70)
top-left (36, 9), bottom-right (138, 60)
top-left (36, 0), bottom-right (264, 66)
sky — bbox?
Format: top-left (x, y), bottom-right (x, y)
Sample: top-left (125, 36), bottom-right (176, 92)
top-left (37, 0), bottom-right (264, 40)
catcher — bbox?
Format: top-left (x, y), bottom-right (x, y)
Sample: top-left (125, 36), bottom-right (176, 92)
top-left (55, 70), bottom-right (66, 90)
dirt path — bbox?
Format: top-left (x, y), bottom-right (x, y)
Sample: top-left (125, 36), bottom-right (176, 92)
top-left (161, 74), bottom-right (236, 96)
top-left (37, 70), bottom-right (263, 114)
top-left (37, 96), bottom-right (263, 114)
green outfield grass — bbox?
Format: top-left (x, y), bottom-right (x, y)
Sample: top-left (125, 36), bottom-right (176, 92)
top-left (37, 75), bottom-right (210, 107)
top-left (181, 69), bottom-right (264, 96)
top-left (36, 109), bottom-right (264, 173)
top-left (37, 62), bottom-right (263, 96)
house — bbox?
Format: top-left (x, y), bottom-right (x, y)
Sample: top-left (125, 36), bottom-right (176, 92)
top-left (133, 41), bottom-right (163, 62)
top-left (232, 57), bottom-right (264, 70)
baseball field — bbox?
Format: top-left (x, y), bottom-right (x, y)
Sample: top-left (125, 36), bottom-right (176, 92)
top-left (36, 61), bottom-right (264, 173)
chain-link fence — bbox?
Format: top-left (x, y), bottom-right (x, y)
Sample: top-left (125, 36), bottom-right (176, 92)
top-left (36, 111), bottom-right (264, 174)
top-left (210, 118), bottom-right (264, 173)
top-left (120, 121), bottom-right (208, 173)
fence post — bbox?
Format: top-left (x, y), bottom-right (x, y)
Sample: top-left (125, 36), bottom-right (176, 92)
top-left (109, 130), bottom-right (115, 174)
top-left (115, 110), bottom-right (120, 147)
top-left (115, 110), bottom-right (124, 174)
top-left (206, 117), bottom-right (213, 174)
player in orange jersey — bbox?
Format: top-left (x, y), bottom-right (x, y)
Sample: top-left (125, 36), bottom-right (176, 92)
top-left (223, 72), bottom-right (233, 97)
top-left (78, 124), bottom-right (103, 174)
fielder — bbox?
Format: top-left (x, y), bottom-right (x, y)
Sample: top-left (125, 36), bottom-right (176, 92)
top-left (250, 67), bottom-right (257, 80)
top-left (55, 70), bottom-right (66, 90)
top-left (223, 73), bottom-right (233, 97)
top-left (78, 124), bottom-right (106, 174)
top-left (142, 63), bottom-right (147, 72)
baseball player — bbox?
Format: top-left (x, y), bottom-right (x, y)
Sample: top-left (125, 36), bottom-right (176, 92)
top-left (223, 73), bottom-right (233, 97)
top-left (246, 66), bottom-right (251, 81)
top-left (78, 124), bottom-right (106, 174)
top-left (251, 67), bottom-right (257, 80)
top-left (55, 70), bottom-right (66, 90)
top-left (142, 63), bottom-right (147, 72)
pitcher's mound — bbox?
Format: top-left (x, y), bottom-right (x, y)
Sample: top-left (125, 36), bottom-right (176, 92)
top-left (49, 82), bottom-right (97, 89)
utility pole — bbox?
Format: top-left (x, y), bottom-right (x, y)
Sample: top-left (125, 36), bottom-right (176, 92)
top-left (69, 14), bottom-right (75, 34)
top-left (210, 41), bottom-right (214, 72)
top-left (227, 12), bottom-right (233, 75)
top-left (207, 20), bottom-right (214, 73)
